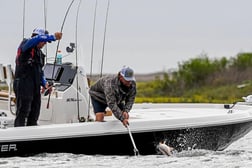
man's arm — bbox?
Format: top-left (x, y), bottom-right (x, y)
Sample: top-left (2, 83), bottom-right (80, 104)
top-left (21, 34), bottom-right (56, 52)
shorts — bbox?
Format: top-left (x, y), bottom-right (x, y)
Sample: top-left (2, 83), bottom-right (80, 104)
top-left (90, 97), bottom-right (107, 113)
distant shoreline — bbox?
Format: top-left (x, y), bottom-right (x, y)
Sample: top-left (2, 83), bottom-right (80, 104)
top-left (87, 72), bottom-right (165, 82)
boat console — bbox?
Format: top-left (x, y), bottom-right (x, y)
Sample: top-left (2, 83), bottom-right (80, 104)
top-left (43, 63), bottom-right (77, 91)
top-left (39, 63), bottom-right (93, 124)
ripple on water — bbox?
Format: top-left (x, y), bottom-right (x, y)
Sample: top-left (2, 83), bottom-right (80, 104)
top-left (0, 161), bottom-right (8, 165)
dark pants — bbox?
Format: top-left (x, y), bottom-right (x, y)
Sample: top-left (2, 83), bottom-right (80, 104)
top-left (14, 78), bottom-right (41, 127)
top-left (90, 96), bottom-right (124, 113)
top-left (90, 97), bottom-right (107, 113)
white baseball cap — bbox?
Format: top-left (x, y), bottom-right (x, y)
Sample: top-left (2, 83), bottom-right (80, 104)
top-left (120, 67), bottom-right (135, 81)
top-left (32, 28), bottom-right (49, 35)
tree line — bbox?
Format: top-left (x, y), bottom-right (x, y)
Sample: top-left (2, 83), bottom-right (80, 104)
top-left (137, 52), bottom-right (252, 98)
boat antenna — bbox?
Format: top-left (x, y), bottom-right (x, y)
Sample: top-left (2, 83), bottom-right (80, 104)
top-left (87, 0), bottom-right (98, 120)
top-left (43, 0), bottom-right (48, 63)
top-left (22, 0), bottom-right (26, 39)
top-left (127, 125), bottom-right (140, 156)
top-left (75, 0), bottom-right (84, 122)
top-left (46, 0), bottom-right (75, 109)
top-left (99, 0), bottom-right (110, 78)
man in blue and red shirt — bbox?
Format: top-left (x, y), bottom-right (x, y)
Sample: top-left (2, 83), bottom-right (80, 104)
top-left (14, 28), bottom-right (62, 127)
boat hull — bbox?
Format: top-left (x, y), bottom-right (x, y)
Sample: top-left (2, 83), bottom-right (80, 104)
top-left (0, 120), bottom-right (251, 157)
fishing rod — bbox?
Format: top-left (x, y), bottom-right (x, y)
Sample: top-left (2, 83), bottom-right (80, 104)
top-left (89, 0), bottom-right (98, 79)
top-left (43, 0), bottom-right (48, 63)
top-left (75, 0), bottom-right (84, 122)
top-left (22, 0), bottom-right (26, 39)
top-left (99, 0), bottom-right (110, 78)
top-left (46, 0), bottom-right (75, 109)
top-left (43, 0), bottom-right (47, 30)
top-left (87, 0), bottom-right (98, 121)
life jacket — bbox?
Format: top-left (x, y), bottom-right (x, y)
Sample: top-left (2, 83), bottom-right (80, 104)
top-left (14, 39), bottom-right (46, 95)
top-left (14, 38), bottom-right (44, 81)
top-left (15, 38), bottom-right (35, 66)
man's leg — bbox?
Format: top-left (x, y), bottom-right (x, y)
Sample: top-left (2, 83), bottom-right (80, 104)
top-left (95, 112), bottom-right (105, 122)
top-left (27, 93), bottom-right (41, 126)
top-left (14, 96), bottom-right (32, 127)
top-left (90, 97), bottom-right (107, 122)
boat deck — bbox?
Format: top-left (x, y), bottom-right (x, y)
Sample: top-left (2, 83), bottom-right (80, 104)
top-left (105, 103), bottom-right (252, 130)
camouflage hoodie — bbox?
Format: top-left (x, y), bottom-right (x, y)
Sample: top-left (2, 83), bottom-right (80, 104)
top-left (89, 75), bottom-right (136, 121)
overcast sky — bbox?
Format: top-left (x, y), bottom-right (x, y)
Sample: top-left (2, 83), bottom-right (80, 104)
top-left (1, 0), bottom-right (252, 74)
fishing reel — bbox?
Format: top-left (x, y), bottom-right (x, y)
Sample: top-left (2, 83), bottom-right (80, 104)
top-left (66, 42), bottom-right (75, 53)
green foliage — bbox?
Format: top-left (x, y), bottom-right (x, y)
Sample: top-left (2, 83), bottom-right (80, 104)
top-left (177, 53), bottom-right (227, 89)
top-left (136, 52), bottom-right (252, 103)
top-left (231, 53), bottom-right (252, 70)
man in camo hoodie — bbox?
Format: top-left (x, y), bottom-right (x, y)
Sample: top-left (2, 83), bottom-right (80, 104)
top-left (89, 66), bottom-right (136, 127)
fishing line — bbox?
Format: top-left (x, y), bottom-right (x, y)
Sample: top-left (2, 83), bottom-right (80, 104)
top-left (99, 0), bottom-right (110, 78)
top-left (47, 0), bottom-right (75, 109)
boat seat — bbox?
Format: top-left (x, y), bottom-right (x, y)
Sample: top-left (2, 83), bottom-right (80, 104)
top-left (0, 64), bottom-right (16, 114)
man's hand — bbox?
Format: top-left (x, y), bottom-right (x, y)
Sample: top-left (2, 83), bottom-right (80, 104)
top-left (122, 111), bottom-right (129, 119)
top-left (41, 82), bottom-right (49, 94)
top-left (45, 82), bottom-right (49, 89)
top-left (44, 82), bottom-right (53, 96)
top-left (54, 32), bottom-right (62, 40)
top-left (122, 112), bottom-right (129, 127)
top-left (122, 118), bottom-right (129, 127)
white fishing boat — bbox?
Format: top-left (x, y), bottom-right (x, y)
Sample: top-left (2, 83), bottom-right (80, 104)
top-left (0, 63), bottom-right (252, 157)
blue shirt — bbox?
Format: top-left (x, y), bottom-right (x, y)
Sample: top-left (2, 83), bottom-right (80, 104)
top-left (20, 34), bottom-right (56, 88)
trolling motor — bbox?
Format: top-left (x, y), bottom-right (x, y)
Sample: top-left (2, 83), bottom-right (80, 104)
top-left (66, 42), bottom-right (75, 53)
